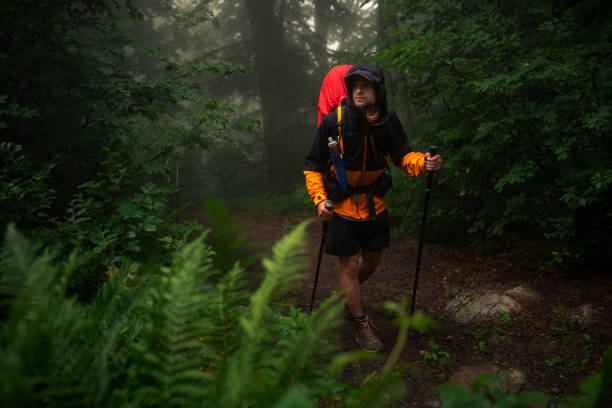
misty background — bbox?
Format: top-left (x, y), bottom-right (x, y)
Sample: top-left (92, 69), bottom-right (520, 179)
top-left (128, 0), bottom-right (381, 203)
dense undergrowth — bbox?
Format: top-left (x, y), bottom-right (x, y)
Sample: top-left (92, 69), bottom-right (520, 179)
top-left (0, 220), bottom-right (430, 407)
top-left (1, 219), bottom-right (610, 407)
top-left (374, 0), bottom-right (611, 262)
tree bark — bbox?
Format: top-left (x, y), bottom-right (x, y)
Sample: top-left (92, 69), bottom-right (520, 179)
top-left (243, 0), bottom-right (296, 190)
top-left (313, 0), bottom-right (330, 69)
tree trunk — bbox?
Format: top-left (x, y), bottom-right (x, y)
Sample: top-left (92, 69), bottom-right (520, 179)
top-left (313, 0), bottom-right (330, 69)
top-left (377, 0), bottom-right (413, 125)
top-left (243, 0), bottom-right (296, 191)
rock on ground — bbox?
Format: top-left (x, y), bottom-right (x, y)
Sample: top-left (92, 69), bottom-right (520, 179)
top-left (445, 290), bottom-right (522, 324)
top-left (570, 303), bottom-right (599, 325)
top-left (447, 364), bottom-right (527, 394)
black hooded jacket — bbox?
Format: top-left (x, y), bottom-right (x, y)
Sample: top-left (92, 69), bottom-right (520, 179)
top-left (304, 63), bottom-right (426, 220)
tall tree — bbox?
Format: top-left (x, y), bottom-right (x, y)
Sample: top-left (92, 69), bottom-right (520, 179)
top-left (128, 0), bottom-right (379, 194)
top-left (313, 0), bottom-right (331, 69)
top-left (243, 0), bottom-right (295, 189)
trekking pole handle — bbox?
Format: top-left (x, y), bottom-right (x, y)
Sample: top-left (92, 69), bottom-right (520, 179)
top-left (429, 146), bottom-right (438, 161)
top-left (324, 200), bottom-right (334, 211)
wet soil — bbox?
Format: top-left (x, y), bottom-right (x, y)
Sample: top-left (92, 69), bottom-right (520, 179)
top-left (186, 208), bottom-right (612, 407)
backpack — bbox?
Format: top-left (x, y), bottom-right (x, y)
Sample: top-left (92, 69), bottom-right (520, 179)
top-left (317, 64), bottom-right (352, 174)
top-left (317, 65), bottom-right (352, 126)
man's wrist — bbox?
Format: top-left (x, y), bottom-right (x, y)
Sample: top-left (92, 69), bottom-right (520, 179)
top-left (314, 196), bottom-right (328, 207)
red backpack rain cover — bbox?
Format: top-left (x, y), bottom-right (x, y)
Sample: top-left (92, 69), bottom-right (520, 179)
top-left (317, 64), bottom-right (352, 126)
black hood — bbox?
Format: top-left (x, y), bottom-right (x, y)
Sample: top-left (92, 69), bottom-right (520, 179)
top-left (344, 63), bottom-right (388, 118)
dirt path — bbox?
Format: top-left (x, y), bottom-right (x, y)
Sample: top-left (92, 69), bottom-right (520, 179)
top-left (193, 208), bottom-right (612, 406)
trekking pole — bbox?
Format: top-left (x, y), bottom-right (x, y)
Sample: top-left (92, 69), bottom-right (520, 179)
top-left (309, 200), bottom-right (334, 314)
top-left (410, 146), bottom-right (438, 317)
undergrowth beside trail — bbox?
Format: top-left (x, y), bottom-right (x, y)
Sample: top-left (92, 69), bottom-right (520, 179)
top-left (0, 221), bottom-right (419, 407)
top-left (1, 216), bottom-right (610, 407)
top-left (226, 183), bottom-right (314, 215)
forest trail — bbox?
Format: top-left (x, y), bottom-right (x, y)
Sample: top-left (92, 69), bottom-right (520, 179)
top-left (192, 208), bottom-right (612, 406)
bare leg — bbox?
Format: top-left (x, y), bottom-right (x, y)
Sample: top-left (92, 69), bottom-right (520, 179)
top-left (339, 253), bottom-right (362, 316)
top-left (340, 249), bottom-right (384, 316)
top-left (358, 248), bottom-right (383, 284)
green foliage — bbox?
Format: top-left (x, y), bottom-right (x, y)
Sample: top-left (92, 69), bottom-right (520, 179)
top-left (0, 0), bottom-right (255, 297)
top-left (0, 0), bottom-right (251, 205)
top-left (376, 0), bottom-right (612, 260)
top-left (498, 312), bottom-right (513, 325)
top-left (0, 221), bottom-right (418, 407)
top-left (0, 144), bottom-right (56, 228)
top-left (438, 374), bottom-right (549, 408)
top-left (228, 183), bottom-right (314, 215)
top-left (422, 339), bottom-right (453, 366)
top-left (560, 345), bottom-right (612, 408)
top-left (199, 197), bottom-right (256, 272)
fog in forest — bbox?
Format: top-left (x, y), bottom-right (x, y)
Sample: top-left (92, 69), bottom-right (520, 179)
top-left (127, 0), bottom-right (379, 205)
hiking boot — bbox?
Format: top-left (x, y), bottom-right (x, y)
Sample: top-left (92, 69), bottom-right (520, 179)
top-left (354, 314), bottom-right (384, 352)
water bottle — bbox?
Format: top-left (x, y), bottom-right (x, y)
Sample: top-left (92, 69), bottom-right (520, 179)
top-left (328, 137), bottom-right (348, 189)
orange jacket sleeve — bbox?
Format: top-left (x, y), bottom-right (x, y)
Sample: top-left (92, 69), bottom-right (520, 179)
top-left (399, 151), bottom-right (427, 177)
top-left (303, 170), bottom-right (327, 206)
top-left (305, 115), bottom-right (334, 206)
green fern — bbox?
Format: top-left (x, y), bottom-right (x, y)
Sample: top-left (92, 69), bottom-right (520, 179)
top-left (0, 225), bottom-right (93, 406)
top-left (124, 232), bottom-right (219, 406)
top-left (0, 219), bottom-right (410, 407)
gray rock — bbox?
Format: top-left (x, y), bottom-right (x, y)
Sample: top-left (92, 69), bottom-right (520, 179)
top-left (502, 368), bottom-right (527, 394)
top-left (505, 286), bottom-right (539, 301)
top-left (423, 399), bottom-right (440, 408)
top-left (447, 364), bottom-right (526, 394)
top-left (445, 290), bottom-right (521, 324)
top-left (570, 304), bottom-right (598, 324)
top-left (448, 363), bottom-right (497, 388)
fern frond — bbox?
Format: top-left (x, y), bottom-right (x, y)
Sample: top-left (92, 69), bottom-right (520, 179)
top-left (0, 226), bottom-right (94, 406)
top-left (125, 231), bottom-right (222, 406)
top-left (241, 220), bottom-right (310, 341)
top-left (0, 218), bottom-right (407, 407)
top-left (79, 261), bottom-right (150, 406)
top-left (218, 221), bottom-right (350, 406)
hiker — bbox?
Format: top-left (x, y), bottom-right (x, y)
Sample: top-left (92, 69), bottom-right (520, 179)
top-left (304, 63), bottom-right (442, 352)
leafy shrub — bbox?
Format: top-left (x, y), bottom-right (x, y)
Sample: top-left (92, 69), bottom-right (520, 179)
top-left (560, 345), bottom-right (612, 408)
top-left (0, 144), bottom-right (56, 229)
top-left (228, 183), bottom-right (314, 215)
top-left (422, 339), bottom-right (453, 366)
top-left (376, 0), bottom-right (612, 260)
top-left (1, 0), bottom-right (253, 297)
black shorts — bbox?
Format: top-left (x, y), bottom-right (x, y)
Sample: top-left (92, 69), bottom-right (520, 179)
top-left (324, 210), bottom-right (390, 257)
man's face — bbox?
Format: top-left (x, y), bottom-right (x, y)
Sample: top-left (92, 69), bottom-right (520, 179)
top-left (351, 77), bottom-right (376, 108)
